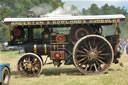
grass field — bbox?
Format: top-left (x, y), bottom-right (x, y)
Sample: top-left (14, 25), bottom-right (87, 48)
top-left (0, 50), bottom-right (128, 85)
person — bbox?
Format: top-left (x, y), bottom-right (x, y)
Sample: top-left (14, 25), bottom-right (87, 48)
top-left (126, 40), bottom-right (128, 54)
top-left (120, 39), bottom-right (126, 53)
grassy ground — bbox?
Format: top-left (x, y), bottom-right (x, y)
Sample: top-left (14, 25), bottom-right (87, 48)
top-left (0, 50), bottom-right (128, 85)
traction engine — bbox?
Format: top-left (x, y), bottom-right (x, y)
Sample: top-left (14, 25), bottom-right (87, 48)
top-left (4, 14), bottom-right (125, 77)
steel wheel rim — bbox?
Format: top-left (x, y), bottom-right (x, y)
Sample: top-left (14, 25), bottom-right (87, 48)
top-left (17, 53), bottom-right (42, 77)
top-left (73, 35), bottom-right (114, 75)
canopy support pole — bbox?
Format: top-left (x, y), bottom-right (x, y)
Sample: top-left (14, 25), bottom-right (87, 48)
top-left (114, 23), bottom-right (119, 35)
top-left (8, 24), bottom-right (12, 41)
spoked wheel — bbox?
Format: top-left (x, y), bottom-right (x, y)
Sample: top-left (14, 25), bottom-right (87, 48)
top-left (17, 53), bottom-right (43, 77)
top-left (73, 35), bottom-right (114, 75)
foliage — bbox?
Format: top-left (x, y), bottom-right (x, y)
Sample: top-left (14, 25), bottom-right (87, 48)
top-left (0, 0), bottom-right (63, 43)
top-left (82, 4), bottom-right (128, 39)
top-left (88, 4), bottom-right (102, 15)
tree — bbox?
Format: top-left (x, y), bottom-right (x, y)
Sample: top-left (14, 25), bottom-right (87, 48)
top-left (101, 4), bottom-right (110, 14)
top-left (82, 8), bottom-right (89, 15)
top-left (0, 0), bottom-right (64, 43)
top-left (0, 23), bottom-right (8, 43)
top-left (88, 4), bottom-right (101, 15)
top-left (81, 3), bottom-right (128, 39)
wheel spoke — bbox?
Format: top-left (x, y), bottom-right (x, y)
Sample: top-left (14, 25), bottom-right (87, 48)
top-left (67, 55), bottom-right (71, 58)
top-left (80, 60), bottom-right (88, 66)
top-left (93, 38), bottom-right (96, 48)
top-left (78, 57), bottom-right (88, 63)
top-left (77, 54), bottom-right (88, 57)
top-left (88, 41), bottom-right (92, 50)
top-left (81, 47), bottom-right (89, 52)
top-left (99, 53), bottom-right (110, 56)
top-left (98, 48), bottom-right (106, 54)
top-left (83, 41), bottom-right (89, 49)
top-left (98, 56), bottom-right (104, 59)
top-left (28, 57), bottom-right (31, 62)
top-left (24, 58), bottom-right (28, 62)
top-left (94, 63), bottom-right (98, 72)
top-left (96, 58), bottom-right (106, 65)
top-left (98, 43), bottom-right (105, 51)
top-left (95, 43), bottom-right (99, 50)
top-left (19, 63), bottom-right (25, 69)
top-left (89, 64), bottom-right (93, 71)
top-left (95, 60), bottom-right (101, 68)
top-left (32, 69), bottom-right (36, 74)
top-left (85, 64), bottom-right (89, 71)
top-left (76, 49), bottom-right (86, 54)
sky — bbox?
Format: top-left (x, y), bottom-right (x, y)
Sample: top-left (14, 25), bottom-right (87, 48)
top-left (62, 0), bottom-right (128, 11)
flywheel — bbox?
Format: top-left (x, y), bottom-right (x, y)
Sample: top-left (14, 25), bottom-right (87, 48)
top-left (70, 25), bottom-right (94, 44)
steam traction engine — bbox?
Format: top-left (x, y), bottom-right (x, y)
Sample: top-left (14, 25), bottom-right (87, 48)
top-left (4, 14), bottom-right (125, 77)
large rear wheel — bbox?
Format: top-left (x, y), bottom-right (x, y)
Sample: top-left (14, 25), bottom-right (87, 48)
top-left (73, 35), bottom-right (114, 75)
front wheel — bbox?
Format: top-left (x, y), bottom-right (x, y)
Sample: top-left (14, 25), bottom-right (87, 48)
top-left (73, 35), bottom-right (114, 75)
top-left (17, 53), bottom-right (43, 77)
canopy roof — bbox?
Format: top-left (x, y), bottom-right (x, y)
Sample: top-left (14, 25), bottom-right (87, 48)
top-left (4, 14), bottom-right (125, 26)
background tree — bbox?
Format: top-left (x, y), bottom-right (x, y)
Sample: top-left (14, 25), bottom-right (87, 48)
top-left (88, 4), bottom-right (101, 15)
top-left (82, 8), bottom-right (89, 15)
top-left (0, 0), bottom-right (63, 43)
top-left (82, 4), bottom-right (128, 39)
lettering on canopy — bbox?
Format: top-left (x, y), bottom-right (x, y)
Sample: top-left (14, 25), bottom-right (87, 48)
top-left (10, 19), bottom-right (120, 25)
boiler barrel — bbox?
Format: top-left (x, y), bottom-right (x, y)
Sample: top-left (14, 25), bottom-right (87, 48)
top-left (24, 43), bottom-right (70, 55)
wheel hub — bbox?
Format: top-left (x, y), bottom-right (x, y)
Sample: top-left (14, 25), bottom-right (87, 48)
top-left (27, 63), bottom-right (32, 69)
top-left (88, 50), bottom-right (98, 60)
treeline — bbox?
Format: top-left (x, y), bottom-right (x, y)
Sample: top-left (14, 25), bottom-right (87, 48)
top-left (0, 1), bottom-right (128, 43)
top-left (82, 4), bottom-right (128, 39)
